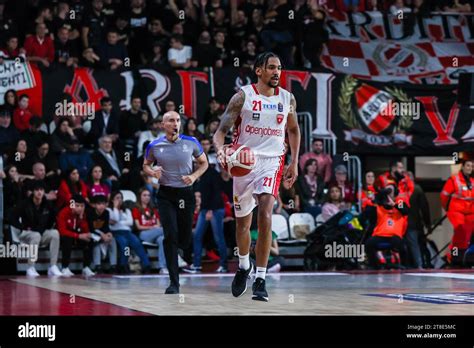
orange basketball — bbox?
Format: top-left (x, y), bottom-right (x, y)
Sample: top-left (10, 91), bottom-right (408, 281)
top-left (222, 143), bottom-right (256, 177)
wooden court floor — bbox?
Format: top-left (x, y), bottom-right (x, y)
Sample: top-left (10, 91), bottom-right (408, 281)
top-left (2, 270), bottom-right (474, 315)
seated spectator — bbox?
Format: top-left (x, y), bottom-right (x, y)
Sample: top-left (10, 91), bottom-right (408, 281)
top-left (24, 23), bottom-right (55, 68)
top-left (108, 191), bottom-right (151, 274)
top-left (19, 116), bottom-right (49, 151)
top-left (149, 43), bottom-right (167, 66)
top-left (364, 185), bottom-right (409, 268)
top-left (240, 40), bottom-right (258, 69)
top-left (204, 118), bottom-right (220, 139)
top-left (56, 167), bottom-right (89, 209)
top-left (191, 30), bottom-right (222, 69)
top-left (299, 138), bottom-right (333, 184)
top-left (0, 107), bottom-right (19, 157)
top-left (92, 135), bottom-right (129, 190)
top-left (23, 162), bottom-right (58, 201)
top-left (297, 159), bottom-right (325, 218)
top-left (87, 165), bottom-right (111, 200)
top-left (167, 34), bottom-right (192, 69)
top-left (115, 13), bottom-right (131, 46)
top-left (33, 140), bottom-right (61, 183)
top-left (213, 31), bottom-right (231, 66)
top-left (203, 97), bottom-right (224, 125)
top-left (183, 117), bottom-right (204, 141)
top-left (98, 28), bottom-right (128, 70)
top-left (59, 139), bottom-right (93, 180)
top-left (2, 165), bottom-right (24, 224)
top-left (7, 139), bottom-right (35, 176)
top-left (3, 89), bottom-right (18, 116)
top-left (89, 97), bottom-right (120, 146)
top-left (55, 26), bottom-right (79, 68)
top-left (119, 96), bottom-right (148, 150)
top-left (137, 116), bottom-right (164, 157)
top-left (57, 194), bottom-right (96, 277)
top-left (278, 167), bottom-right (301, 216)
top-left (360, 170), bottom-right (376, 210)
top-left (144, 18), bottom-right (169, 64)
top-left (9, 181), bottom-right (62, 277)
top-left (191, 149), bottom-right (228, 273)
top-left (1, 36), bottom-right (26, 60)
top-left (51, 118), bottom-right (79, 154)
top-left (13, 95), bottom-right (34, 133)
top-left (329, 165), bottom-right (355, 206)
top-left (209, 9), bottom-right (230, 38)
top-left (87, 195), bottom-right (117, 273)
top-left (321, 185), bottom-right (347, 222)
top-left (132, 188), bottom-right (167, 274)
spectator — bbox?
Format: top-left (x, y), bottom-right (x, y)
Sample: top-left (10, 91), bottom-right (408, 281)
top-left (240, 40), bottom-right (258, 69)
top-left (92, 135), bottom-right (129, 190)
top-left (81, 0), bottom-right (107, 52)
top-left (329, 165), bottom-right (355, 205)
top-left (321, 185), bottom-right (346, 222)
top-left (23, 162), bottom-right (58, 201)
top-left (58, 139), bottom-right (93, 180)
top-left (299, 0), bottom-right (328, 69)
top-left (360, 170), bottom-right (376, 210)
top-left (56, 167), bottom-right (89, 209)
top-left (119, 96), bottom-right (148, 149)
top-left (28, 5), bottom-right (54, 36)
top-left (0, 108), bottom-right (19, 157)
top-left (406, 171), bottom-right (431, 269)
top-left (203, 97), bottom-right (223, 125)
top-left (279, 167), bottom-right (301, 216)
top-left (144, 18), bottom-right (170, 63)
top-left (3, 89), bottom-right (18, 116)
top-left (54, 26), bottom-right (79, 68)
top-left (10, 181), bottom-right (62, 277)
top-left (213, 31), bottom-right (231, 66)
top-left (192, 31), bottom-right (222, 69)
top-left (191, 146), bottom-right (228, 273)
top-left (81, 46), bottom-right (101, 68)
top-left (51, 118), bottom-right (79, 154)
top-left (297, 158), bottom-right (325, 218)
top-left (137, 116), bottom-right (165, 157)
top-left (19, 116), bottom-right (49, 152)
top-left (115, 13), bottom-right (131, 46)
top-left (208, 8), bottom-right (230, 37)
top-left (229, 5), bottom-right (249, 50)
top-left (183, 117), bottom-right (204, 141)
top-left (390, 0), bottom-right (413, 14)
top-left (132, 188), bottom-right (168, 274)
top-left (204, 118), bottom-right (220, 139)
top-left (260, 0), bottom-right (295, 66)
top-left (149, 43), bottom-right (167, 66)
top-left (13, 94), bottom-right (34, 132)
top-left (32, 140), bottom-right (61, 182)
top-left (7, 139), bottom-right (34, 176)
top-left (128, 0), bottom-right (148, 63)
top-left (1, 36), bottom-right (26, 60)
top-left (52, 1), bottom-right (80, 40)
top-left (24, 22), bottom-right (55, 68)
top-left (87, 195), bottom-right (117, 273)
top-left (441, 0), bottom-right (472, 12)
top-left (57, 194), bottom-right (96, 277)
top-left (2, 165), bottom-right (24, 224)
top-left (299, 138), bottom-right (333, 183)
top-left (89, 97), bottom-right (120, 146)
top-left (108, 191), bottom-right (151, 274)
top-left (247, 9), bottom-right (265, 41)
top-left (87, 165), bottom-right (111, 200)
top-left (98, 28), bottom-right (128, 70)
top-left (377, 159), bottom-right (414, 205)
top-left (167, 34), bottom-right (192, 69)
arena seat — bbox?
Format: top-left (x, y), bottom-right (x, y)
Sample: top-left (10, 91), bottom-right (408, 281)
top-left (271, 214), bottom-right (290, 240)
top-left (288, 213), bottom-right (315, 240)
top-left (120, 190), bottom-right (137, 203)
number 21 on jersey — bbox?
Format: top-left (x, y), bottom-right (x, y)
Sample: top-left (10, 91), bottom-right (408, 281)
top-left (263, 177), bottom-right (273, 187)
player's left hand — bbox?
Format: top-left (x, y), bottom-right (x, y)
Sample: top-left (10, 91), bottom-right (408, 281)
top-left (284, 162), bottom-right (298, 187)
top-left (182, 174), bottom-right (197, 185)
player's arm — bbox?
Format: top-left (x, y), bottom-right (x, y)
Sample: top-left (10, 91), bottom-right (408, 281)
top-left (284, 93), bottom-right (301, 187)
top-left (213, 89), bottom-right (245, 166)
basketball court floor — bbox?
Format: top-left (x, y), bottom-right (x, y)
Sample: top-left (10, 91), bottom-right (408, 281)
top-left (1, 270), bottom-right (473, 316)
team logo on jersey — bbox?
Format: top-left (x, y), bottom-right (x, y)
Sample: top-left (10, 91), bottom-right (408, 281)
top-left (160, 148), bottom-right (164, 153)
top-left (252, 113), bottom-right (260, 121)
top-left (278, 103), bottom-right (283, 112)
top-left (276, 114), bottom-right (284, 124)
top-left (182, 144), bottom-right (188, 152)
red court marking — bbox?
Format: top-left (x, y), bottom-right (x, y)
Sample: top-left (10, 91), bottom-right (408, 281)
top-left (0, 279), bottom-right (152, 316)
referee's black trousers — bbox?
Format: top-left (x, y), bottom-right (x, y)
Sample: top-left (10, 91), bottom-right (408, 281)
top-left (156, 185), bottom-right (195, 287)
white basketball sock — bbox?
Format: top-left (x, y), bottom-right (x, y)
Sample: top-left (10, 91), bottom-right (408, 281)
top-left (256, 267), bottom-right (266, 280)
top-left (238, 253), bottom-right (250, 270)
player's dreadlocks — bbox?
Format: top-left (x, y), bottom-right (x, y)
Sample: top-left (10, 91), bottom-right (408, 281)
top-left (253, 52), bottom-right (280, 76)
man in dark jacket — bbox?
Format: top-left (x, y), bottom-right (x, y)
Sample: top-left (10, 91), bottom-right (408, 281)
top-left (89, 97), bottom-right (120, 147)
top-left (9, 181), bottom-right (63, 277)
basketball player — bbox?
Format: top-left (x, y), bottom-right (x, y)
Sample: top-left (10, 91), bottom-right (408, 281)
top-left (213, 52), bottom-right (301, 301)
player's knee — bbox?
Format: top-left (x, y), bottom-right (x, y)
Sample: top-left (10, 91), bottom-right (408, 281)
top-left (258, 209), bottom-right (272, 223)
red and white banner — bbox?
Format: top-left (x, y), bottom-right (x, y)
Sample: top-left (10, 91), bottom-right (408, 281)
top-left (321, 12), bottom-right (474, 84)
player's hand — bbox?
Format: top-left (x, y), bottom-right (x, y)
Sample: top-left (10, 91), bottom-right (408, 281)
top-left (182, 174), bottom-right (196, 185)
top-left (284, 162), bottom-right (298, 187)
top-left (147, 166), bottom-right (162, 179)
top-left (216, 146), bottom-right (231, 169)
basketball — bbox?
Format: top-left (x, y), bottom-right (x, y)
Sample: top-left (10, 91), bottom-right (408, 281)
top-left (223, 143), bottom-right (256, 177)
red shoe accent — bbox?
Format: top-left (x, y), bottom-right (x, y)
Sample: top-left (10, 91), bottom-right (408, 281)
top-left (206, 250), bottom-right (220, 261)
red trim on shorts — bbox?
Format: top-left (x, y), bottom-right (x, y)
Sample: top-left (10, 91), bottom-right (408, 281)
top-left (251, 84), bottom-right (259, 95)
top-left (272, 155), bottom-right (285, 196)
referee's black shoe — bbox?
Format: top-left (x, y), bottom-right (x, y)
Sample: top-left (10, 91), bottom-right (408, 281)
top-left (231, 264), bottom-right (253, 297)
top-left (165, 283), bottom-right (180, 294)
top-left (252, 278), bottom-right (268, 302)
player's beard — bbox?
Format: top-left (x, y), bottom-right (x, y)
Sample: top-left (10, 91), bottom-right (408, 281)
top-left (267, 78), bottom-right (279, 88)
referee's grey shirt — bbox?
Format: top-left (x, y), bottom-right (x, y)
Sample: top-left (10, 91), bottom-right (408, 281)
top-left (145, 134), bottom-right (204, 188)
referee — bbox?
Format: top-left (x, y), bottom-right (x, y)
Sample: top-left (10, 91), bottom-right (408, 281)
top-left (143, 111), bottom-right (208, 294)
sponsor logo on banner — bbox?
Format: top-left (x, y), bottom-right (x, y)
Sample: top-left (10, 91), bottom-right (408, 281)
top-left (339, 76), bottom-right (413, 148)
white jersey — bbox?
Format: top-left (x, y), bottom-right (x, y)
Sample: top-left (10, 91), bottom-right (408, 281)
top-left (233, 84), bottom-right (291, 158)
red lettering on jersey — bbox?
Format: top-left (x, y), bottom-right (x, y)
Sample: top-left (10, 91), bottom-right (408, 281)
top-left (252, 100), bottom-right (262, 111)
